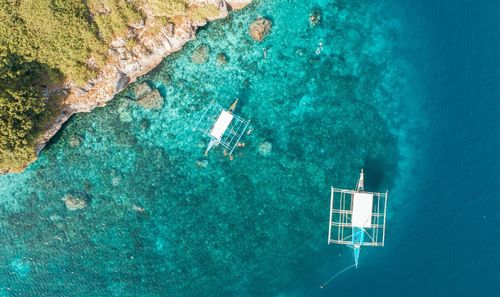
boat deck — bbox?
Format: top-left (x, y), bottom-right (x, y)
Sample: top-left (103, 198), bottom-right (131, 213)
top-left (328, 188), bottom-right (388, 247)
top-left (194, 102), bottom-right (250, 155)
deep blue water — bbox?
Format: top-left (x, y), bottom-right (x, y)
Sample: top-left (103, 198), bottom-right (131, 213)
top-left (0, 0), bottom-right (499, 296)
top-left (336, 1), bottom-right (500, 296)
top-left (412, 1), bottom-right (500, 295)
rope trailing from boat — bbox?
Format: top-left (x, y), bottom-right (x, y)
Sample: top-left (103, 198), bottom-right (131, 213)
top-left (320, 263), bottom-right (356, 289)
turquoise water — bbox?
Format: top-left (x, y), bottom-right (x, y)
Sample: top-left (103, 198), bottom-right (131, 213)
top-left (0, 0), bottom-right (421, 296)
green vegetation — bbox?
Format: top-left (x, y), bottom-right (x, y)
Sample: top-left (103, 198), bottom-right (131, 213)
top-left (88, 0), bottom-right (144, 43)
top-left (0, 0), bottom-right (220, 172)
top-left (0, 0), bottom-right (106, 84)
top-left (0, 53), bottom-right (62, 172)
top-left (148, 0), bottom-right (187, 16)
top-left (188, 4), bottom-right (220, 23)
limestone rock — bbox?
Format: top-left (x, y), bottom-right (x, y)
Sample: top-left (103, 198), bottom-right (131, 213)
top-left (226, 0), bottom-right (252, 10)
top-left (62, 191), bottom-right (89, 211)
top-left (249, 17), bottom-right (272, 42)
top-left (130, 19), bottom-right (145, 30)
top-left (137, 89), bottom-right (164, 110)
top-left (191, 44), bottom-right (210, 64)
top-left (165, 22), bottom-right (175, 37)
top-left (111, 38), bottom-right (127, 48)
top-left (116, 72), bottom-right (130, 92)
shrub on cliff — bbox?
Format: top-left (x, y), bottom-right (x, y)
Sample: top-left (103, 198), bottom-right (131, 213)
top-left (0, 54), bottom-right (61, 172)
top-left (149, 0), bottom-right (187, 16)
top-left (0, 0), bottom-right (106, 84)
top-left (187, 4), bottom-right (220, 23)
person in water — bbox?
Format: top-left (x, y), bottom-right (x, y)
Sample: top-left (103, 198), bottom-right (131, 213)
top-left (309, 9), bottom-right (321, 27)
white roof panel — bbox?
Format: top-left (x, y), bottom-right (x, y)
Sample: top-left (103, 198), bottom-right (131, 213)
top-left (352, 192), bottom-right (374, 228)
top-left (210, 111), bottom-right (233, 140)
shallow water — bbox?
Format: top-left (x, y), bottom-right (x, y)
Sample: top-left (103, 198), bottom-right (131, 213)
top-left (0, 0), bottom-right (421, 296)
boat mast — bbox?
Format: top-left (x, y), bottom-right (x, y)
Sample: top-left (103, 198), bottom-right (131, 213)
top-left (356, 168), bottom-right (364, 192)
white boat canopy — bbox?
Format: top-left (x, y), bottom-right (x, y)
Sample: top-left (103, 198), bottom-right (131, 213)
top-left (210, 111), bottom-right (234, 140)
top-left (351, 192), bottom-right (374, 228)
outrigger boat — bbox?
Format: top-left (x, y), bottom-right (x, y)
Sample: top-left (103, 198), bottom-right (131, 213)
top-left (204, 99), bottom-right (239, 155)
top-left (328, 169), bottom-right (388, 267)
top-left (194, 99), bottom-right (250, 156)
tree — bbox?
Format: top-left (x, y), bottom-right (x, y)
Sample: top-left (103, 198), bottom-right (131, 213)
top-left (0, 53), bottom-right (57, 171)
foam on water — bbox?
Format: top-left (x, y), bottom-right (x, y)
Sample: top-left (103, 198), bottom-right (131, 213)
top-left (0, 0), bottom-right (421, 296)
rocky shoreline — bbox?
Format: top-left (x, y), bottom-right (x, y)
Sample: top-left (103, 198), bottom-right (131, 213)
top-left (11, 0), bottom-right (251, 174)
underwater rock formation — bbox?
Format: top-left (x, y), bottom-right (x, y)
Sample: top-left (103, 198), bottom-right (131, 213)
top-left (216, 53), bottom-right (228, 65)
top-left (137, 90), bottom-right (164, 110)
top-left (135, 82), bottom-right (152, 98)
top-left (62, 191), bottom-right (89, 211)
top-left (10, 258), bottom-right (31, 277)
top-left (191, 44), bottom-right (211, 64)
top-left (196, 159), bottom-right (209, 168)
top-left (68, 134), bottom-right (83, 148)
top-left (258, 141), bottom-right (273, 156)
top-left (249, 17), bottom-right (272, 42)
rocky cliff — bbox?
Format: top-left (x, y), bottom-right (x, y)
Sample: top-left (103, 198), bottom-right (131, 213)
top-left (35, 0), bottom-right (252, 158)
